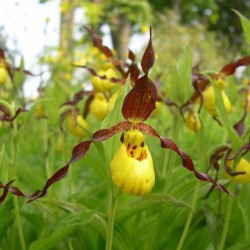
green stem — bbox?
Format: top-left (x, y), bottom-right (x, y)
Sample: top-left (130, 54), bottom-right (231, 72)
top-left (105, 194), bottom-right (118, 250)
top-left (43, 119), bottom-right (50, 179)
top-left (177, 128), bottom-right (205, 250)
top-left (176, 181), bottom-right (200, 250)
top-left (218, 182), bottom-right (235, 250)
top-left (12, 121), bottom-right (26, 250)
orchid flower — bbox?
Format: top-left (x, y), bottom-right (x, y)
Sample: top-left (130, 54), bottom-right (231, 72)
top-left (0, 28), bottom-right (231, 204)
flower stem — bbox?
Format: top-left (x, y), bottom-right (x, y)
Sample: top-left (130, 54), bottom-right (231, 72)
top-left (176, 129), bottom-right (205, 250)
top-left (218, 182), bottom-right (235, 250)
top-left (105, 194), bottom-right (118, 250)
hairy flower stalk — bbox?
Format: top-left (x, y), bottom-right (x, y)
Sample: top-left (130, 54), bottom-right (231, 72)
top-left (110, 129), bottom-right (155, 195)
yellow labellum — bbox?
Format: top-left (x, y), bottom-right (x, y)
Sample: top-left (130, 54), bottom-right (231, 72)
top-left (110, 130), bottom-right (155, 196)
top-left (92, 68), bottom-right (116, 92)
top-left (185, 110), bottom-right (201, 132)
top-left (67, 115), bottom-right (89, 139)
top-left (89, 93), bottom-right (108, 120)
top-left (226, 158), bottom-right (250, 184)
top-left (202, 86), bottom-right (231, 116)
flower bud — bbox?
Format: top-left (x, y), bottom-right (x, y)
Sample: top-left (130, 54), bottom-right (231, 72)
top-left (67, 114), bottom-right (89, 138)
top-left (202, 86), bottom-right (231, 116)
top-left (89, 93), bottom-right (108, 120)
top-left (185, 110), bottom-right (201, 132)
top-left (110, 129), bottom-right (155, 196)
top-left (91, 68), bottom-right (117, 92)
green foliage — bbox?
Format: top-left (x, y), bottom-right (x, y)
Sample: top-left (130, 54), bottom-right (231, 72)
top-left (1, 6), bottom-right (250, 250)
top-left (234, 10), bottom-right (250, 45)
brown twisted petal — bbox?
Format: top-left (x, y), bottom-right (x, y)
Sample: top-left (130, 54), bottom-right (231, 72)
top-left (0, 107), bottom-right (27, 122)
top-left (27, 165), bottom-right (70, 203)
top-left (84, 26), bottom-right (113, 58)
top-left (72, 65), bottom-right (123, 83)
top-left (0, 180), bottom-right (41, 204)
top-left (26, 121), bottom-right (132, 203)
top-left (137, 123), bottom-right (232, 195)
top-left (0, 180), bottom-right (15, 204)
top-left (220, 55), bottom-right (250, 76)
top-left (92, 121), bottom-right (131, 142)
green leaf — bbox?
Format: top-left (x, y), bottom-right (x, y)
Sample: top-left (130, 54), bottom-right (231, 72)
top-left (0, 144), bottom-right (8, 182)
top-left (176, 44), bottom-right (192, 103)
top-left (0, 200), bottom-right (14, 240)
top-left (203, 202), bottom-right (223, 250)
top-left (238, 185), bottom-right (250, 241)
top-left (117, 193), bottom-right (193, 222)
top-left (234, 10), bottom-right (250, 44)
top-left (13, 57), bottom-right (25, 88)
top-left (101, 78), bottom-right (131, 163)
top-left (227, 241), bottom-right (250, 250)
top-left (211, 79), bottom-right (241, 150)
top-left (29, 212), bottom-right (94, 250)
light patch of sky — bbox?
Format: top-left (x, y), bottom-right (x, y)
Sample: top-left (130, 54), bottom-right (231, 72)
top-left (0, 0), bottom-right (60, 97)
top-left (0, 0), bottom-right (148, 97)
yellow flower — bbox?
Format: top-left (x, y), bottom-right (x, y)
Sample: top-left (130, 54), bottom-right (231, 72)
top-left (89, 93), bottom-right (108, 120)
top-left (68, 114), bottom-right (89, 139)
top-left (91, 68), bottom-right (117, 92)
top-left (185, 110), bottom-right (201, 132)
top-left (110, 129), bottom-right (155, 195)
top-left (0, 67), bottom-right (8, 86)
top-left (226, 158), bottom-right (250, 184)
top-left (202, 86), bottom-right (231, 116)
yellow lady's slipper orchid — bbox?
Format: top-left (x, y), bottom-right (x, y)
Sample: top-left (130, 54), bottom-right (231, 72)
top-left (226, 158), bottom-right (250, 184)
top-left (0, 67), bottom-right (8, 86)
top-left (67, 114), bottom-right (89, 139)
top-left (89, 93), bottom-right (108, 120)
top-left (110, 129), bottom-right (155, 196)
top-left (185, 110), bottom-right (201, 132)
top-left (91, 68), bottom-right (116, 92)
top-left (202, 86), bottom-right (231, 116)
